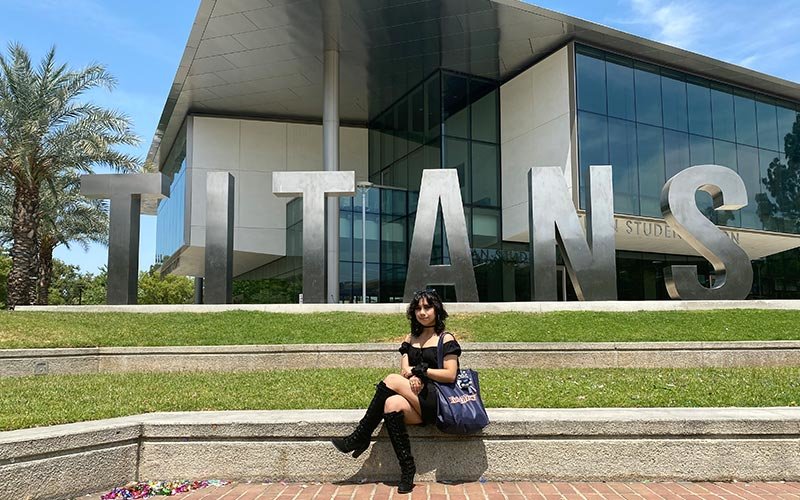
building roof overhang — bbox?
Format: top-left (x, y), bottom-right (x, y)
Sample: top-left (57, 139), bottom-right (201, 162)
top-left (146, 0), bottom-right (800, 173)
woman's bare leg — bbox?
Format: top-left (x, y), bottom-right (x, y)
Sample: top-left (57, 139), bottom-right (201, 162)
top-left (384, 395), bottom-right (422, 424)
top-left (382, 373), bottom-right (423, 421)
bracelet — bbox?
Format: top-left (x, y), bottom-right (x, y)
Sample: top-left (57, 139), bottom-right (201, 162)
top-left (411, 363), bottom-right (428, 378)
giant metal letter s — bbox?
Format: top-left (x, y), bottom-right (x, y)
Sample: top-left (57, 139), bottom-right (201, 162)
top-left (660, 165), bottom-right (752, 300)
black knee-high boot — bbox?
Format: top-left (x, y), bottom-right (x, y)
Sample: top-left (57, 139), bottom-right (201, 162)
top-left (332, 381), bottom-right (396, 458)
top-left (383, 411), bottom-right (416, 494)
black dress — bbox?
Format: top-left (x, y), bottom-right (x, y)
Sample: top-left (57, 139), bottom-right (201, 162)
top-left (398, 334), bottom-right (462, 425)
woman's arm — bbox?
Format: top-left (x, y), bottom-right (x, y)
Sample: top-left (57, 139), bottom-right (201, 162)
top-left (415, 333), bottom-right (459, 383)
top-left (424, 355), bottom-right (458, 383)
top-left (400, 334), bottom-right (412, 378)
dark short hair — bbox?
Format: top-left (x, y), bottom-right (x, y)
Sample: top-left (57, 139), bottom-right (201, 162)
top-left (406, 288), bottom-right (448, 337)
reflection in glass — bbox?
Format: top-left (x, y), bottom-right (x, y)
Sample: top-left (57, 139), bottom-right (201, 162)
top-left (606, 56), bottom-right (635, 121)
top-left (369, 129), bottom-right (380, 176)
top-left (155, 158), bottom-right (186, 263)
top-left (472, 208), bottom-right (500, 248)
top-left (410, 87), bottom-right (424, 149)
top-left (662, 73), bottom-right (688, 132)
top-left (394, 98), bottom-right (409, 159)
top-left (734, 91), bottom-right (758, 147)
top-left (634, 63), bottom-right (662, 127)
top-left (687, 80), bottom-right (713, 137)
top-left (426, 74), bottom-right (441, 141)
top-left (711, 85), bottom-right (735, 142)
top-left (472, 142), bottom-right (499, 207)
top-left (664, 130), bottom-right (690, 179)
top-left (756, 100), bottom-right (779, 152)
top-left (407, 147), bottom-right (425, 193)
top-left (577, 111), bottom-right (609, 209)
top-left (444, 137), bottom-right (469, 203)
top-left (689, 134), bottom-right (714, 166)
top-left (608, 117), bottom-right (638, 215)
top-left (636, 123), bottom-right (665, 217)
top-left (472, 89), bottom-right (498, 143)
top-left (443, 73), bottom-right (469, 138)
top-left (576, 53), bottom-right (606, 114)
top-left (381, 214), bottom-right (407, 265)
top-left (380, 113), bottom-right (394, 168)
top-left (756, 116), bottom-right (800, 234)
top-left (340, 210), bottom-right (353, 262)
top-left (777, 105), bottom-right (797, 153)
top-left (737, 144), bottom-right (761, 229)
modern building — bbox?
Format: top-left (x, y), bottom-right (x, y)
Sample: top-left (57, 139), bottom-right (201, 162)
top-left (149, 0), bottom-right (800, 302)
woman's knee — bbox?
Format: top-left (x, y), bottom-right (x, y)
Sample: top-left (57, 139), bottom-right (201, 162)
top-left (384, 394), bottom-right (409, 413)
top-left (383, 373), bottom-right (407, 391)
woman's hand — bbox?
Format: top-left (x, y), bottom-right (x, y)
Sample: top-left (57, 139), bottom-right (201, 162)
top-left (408, 375), bottom-right (423, 395)
top-left (401, 367), bottom-right (413, 378)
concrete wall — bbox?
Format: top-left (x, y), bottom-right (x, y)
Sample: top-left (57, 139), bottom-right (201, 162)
top-left (500, 45), bottom-right (573, 242)
top-left (4, 408), bottom-right (800, 499)
top-left (173, 116), bottom-right (368, 276)
top-left (4, 340), bottom-right (800, 378)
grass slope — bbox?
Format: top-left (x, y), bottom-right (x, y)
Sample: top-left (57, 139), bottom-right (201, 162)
top-left (2, 367), bottom-right (798, 430)
top-left (1, 309), bottom-right (800, 348)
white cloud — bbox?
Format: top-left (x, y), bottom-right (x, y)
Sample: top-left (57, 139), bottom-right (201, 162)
top-left (9, 0), bottom-right (176, 63)
top-left (618, 0), bottom-right (800, 82)
top-left (626, 0), bottom-right (703, 48)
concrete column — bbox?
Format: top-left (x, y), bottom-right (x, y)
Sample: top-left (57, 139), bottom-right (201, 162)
top-left (204, 172), bottom-right (235, 304)
top-left (323, 47), bottom-right (340, 303)
top-left (194, 277), bottom-right (204, 304)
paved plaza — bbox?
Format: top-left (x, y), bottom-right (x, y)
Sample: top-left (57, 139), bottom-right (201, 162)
top-left (88, 481), bottom-right (800, 499)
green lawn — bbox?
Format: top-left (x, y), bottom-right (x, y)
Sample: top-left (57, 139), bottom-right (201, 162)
top-left (1, 309), bottom-right (800, 348)
top-left (1, 367), bottom-right (798, 430)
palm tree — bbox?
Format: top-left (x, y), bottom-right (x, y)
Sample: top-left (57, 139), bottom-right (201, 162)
top-left (0, 43), bottom-right (139, 307)
top-left (0, 175), bottom-right (10, 250)
top-left (37, 174), bottom-right (109, 304)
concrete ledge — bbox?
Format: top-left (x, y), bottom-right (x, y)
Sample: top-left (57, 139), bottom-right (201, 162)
top-left (15, 299), bottom-right (800, 313)
top-left (3, 341), bottom-right (800, 377)
top-left (3, 408), bottom-right (800, 499)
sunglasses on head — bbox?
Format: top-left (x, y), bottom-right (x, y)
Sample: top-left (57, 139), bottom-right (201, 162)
top-left (413, 287), bottom-right (437, 299)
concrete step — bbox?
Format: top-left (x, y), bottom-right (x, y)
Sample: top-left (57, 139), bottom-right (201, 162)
top-left (3, 407), bottom-right (800, 499)
top-left (3, 341), bottom-right (800, 377)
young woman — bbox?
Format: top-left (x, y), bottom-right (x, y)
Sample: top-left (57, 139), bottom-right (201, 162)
top-left (331, 288), bottom-right (461, 494)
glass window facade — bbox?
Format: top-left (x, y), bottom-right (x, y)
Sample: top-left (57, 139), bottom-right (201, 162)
top-left (576, 45), bottom-right (800, 233)
top-left (252, 48), bottom-right (800, 303)
top-left (362, 69), bottom-right (511, 302)
top-left (155, 141), bottom-right (187, 265)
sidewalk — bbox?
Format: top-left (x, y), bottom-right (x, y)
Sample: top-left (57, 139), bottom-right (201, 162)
top-left (90, 480), bottom-right (800, 499)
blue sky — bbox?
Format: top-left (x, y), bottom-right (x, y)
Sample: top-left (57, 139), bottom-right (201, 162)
top-left (0, 0), bottom-right (797, 274)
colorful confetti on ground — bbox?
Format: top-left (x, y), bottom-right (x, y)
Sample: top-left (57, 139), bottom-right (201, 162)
top-left (100, 479), bottom-right (229, 499)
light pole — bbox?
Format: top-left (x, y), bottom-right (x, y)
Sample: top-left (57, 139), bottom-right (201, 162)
top-left (356, 181), bottom-right (373, 304)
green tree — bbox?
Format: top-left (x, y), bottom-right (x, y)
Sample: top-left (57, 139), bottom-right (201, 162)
top-left (36, 174), bottom-right (108, 304)
top-left (138, 265), bottom-right (194, 304)
top-left (80, 267), bottom-right (107, 305)
top-left (0, 43), bottom-right (139, 307)
top-left (46, 258), bottom-right (84, 305)
top-left (756, 115), bottom-right (800, 232)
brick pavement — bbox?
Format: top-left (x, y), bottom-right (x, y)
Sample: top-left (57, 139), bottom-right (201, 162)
top-left (87, 481), bottom-right (800, 499)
